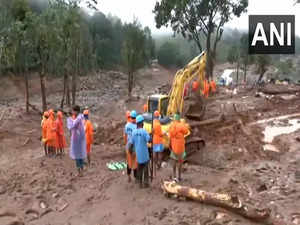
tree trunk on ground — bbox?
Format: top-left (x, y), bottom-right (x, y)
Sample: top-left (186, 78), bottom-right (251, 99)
top-left (24, 73), bottom-right (29, 113)
top-left (39, 72), bottom-right (47, 112)
top-left (162, 181), bottom-right (271, 222)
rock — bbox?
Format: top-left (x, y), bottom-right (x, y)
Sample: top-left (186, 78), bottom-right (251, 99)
top-left (257, 184), bottom-right (268, 192)
top-left (216, 212), bottom-right (227, 220)
top-left (25, 209), bottom-right (39, 218)
top-left (58, 203), bottom-right (69, 212)
top-left (292, 218), bottom-right (300, 224)
top-left (52, 193), bottom-right (59, 198)
top-left (39, 201), bottom-right (47, 209)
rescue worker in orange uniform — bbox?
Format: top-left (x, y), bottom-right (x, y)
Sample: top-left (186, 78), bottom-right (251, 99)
top-left (47, 109), bottom-right (57, 157)
top-left (153, 111), bottom-right (164, 176)
top-left (126, 110), bottom-right (131, 123)
top-left (55, 111), bottom-right (67, 156)
top-left (83, 110), bottom-right (94, 166)
top-left (124, 110), bottom-right (138, 182)
top-left (41, 111), bottom-right (49, 156)
top-left (210, 80), bottom-right (217, 94)
top-left (202, 79), bottom-right (210, 98)
top-left (169, 113), bottom-right (189, 182)
top-left (192, 81), bottom-right (199, 92)
top-left (143, 104), bottom-right (148, 113)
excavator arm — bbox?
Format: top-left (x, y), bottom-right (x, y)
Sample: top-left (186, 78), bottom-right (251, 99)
top-left (166, 51), bottom-right (207, 119)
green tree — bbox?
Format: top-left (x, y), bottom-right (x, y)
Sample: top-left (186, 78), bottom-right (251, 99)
top-left (153, 0), bottom-right (248, 79)
top-left (121, 20), bottom-right (146, 97)
top-left (255, 55), bottom-right (271, 84)
top-left (239, 34), bottom-right (254, 83)
top-left (157, 42), bottom-right (179, 67)
top-left (227, 45), bottom-right (240, 84)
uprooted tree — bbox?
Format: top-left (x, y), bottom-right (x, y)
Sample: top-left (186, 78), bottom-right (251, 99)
top-left (162, 181), bottom-right (271, 223)
top-left (153, 0), bottom-right (248, 79)
top-left (255, 55), bottom-right (271, 86)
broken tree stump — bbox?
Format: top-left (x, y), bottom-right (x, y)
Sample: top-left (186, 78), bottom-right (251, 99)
top-left (162, 181), bottom-right (270, 222)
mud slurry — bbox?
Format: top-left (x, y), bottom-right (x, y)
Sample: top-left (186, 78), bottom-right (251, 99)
top-left (1, 67), bottom-right (300, 225)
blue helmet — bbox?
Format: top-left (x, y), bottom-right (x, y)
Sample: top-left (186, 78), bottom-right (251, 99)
top-left (136, 115), bottom-right (144, 124)
top-left (130, 110), bottom-right (137, 118)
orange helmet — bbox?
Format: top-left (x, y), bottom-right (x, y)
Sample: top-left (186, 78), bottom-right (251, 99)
top-left (83, 110), bottom-right (89, 115)
top-left (154, 110), bottom-right (160, 117)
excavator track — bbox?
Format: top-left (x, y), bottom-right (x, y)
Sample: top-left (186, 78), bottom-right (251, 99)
top-left (185, 137), bottom-right (206, 157)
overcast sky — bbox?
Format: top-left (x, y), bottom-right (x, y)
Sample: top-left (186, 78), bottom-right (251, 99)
top-left (95, 0), bottom-right (300, 36)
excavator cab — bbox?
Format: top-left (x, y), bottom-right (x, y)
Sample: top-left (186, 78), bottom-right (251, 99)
top-left (147, 94), bottom-right (169, 116)
top-left (143, 94), bottom-right (171, 125)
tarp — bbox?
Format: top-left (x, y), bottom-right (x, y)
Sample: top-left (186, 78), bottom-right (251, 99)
top-left (219, 69), bottom-right (234, 86)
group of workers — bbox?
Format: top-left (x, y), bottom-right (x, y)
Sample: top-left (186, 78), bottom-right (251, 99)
top-left (41, 109), bottom-right (67, 156)
top-left (124, 109), bottom-right (189, 188)
top-left (41, 106), bottom-right (94, 176)
top-left (184, 79), bottom-right (217, 98)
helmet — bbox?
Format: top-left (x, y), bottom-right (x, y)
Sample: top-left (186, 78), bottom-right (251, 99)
top-left (126, 110), bottom-right (131, 118)
top-left (130, 110), bottom-right (137, 118)
top-left (154, 110), bottom-right (160, 117)
top-left (43, 111), bottom-right (49, 117)
top-left (83, 110), bottom-right (89, 115)
top-left (174, 113), bottom-right (180, 121)
top-left (136, 115), bottom-right (144, 124)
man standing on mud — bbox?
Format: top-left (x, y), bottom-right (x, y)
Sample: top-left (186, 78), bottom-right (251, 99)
top-left (128, 115), bottom-right (151, 188)
top-left (124, 110), bottom-right (138, 182)
top-left (67, 105), bottom-right (87, 177)
top-left (169, 113), bottom-right (189, 182)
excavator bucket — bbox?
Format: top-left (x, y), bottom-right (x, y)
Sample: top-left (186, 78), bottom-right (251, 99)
top-left (183, 92), bottom-right (206, 121)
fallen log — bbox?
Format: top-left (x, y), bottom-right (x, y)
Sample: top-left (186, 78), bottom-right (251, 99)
top-left (190, 115), bottom-right (225, 128)
top-left (260, 88), bottom-right (300, 95)
top-left (162, 181), bottom-right (270, 222)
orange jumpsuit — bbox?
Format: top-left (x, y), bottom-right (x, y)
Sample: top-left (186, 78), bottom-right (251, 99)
top-left (55, 112), bottom-right (67, 149)
top-left (42, 117), bottom-right (48, 143)
top-left (84, 119), bottom-right (94, 153)
top-left (192, 81), bottom-right (199, 92)
top-left (153, 119), bottom-right (163, 145)
top-left (143, 104), bottom-right (148, 113)
top-left (202, 80), bottom-right (210, 98)
top-left (47, 110), bottom-right (57, 148)
top-left (169, 121), bottom-right (189, 155)
top-left (210, 80), bottom-right (216, 93)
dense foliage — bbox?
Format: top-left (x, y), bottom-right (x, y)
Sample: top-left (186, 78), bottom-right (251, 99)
top-left (0, 0), bottom-right (155, 110)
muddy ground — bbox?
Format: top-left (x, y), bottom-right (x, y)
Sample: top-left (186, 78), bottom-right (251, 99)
top-left (0, 64), bottom-right (300, 225)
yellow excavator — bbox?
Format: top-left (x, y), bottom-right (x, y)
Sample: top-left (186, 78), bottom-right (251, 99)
top-left (143, 51), bottom-right (207, 155)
